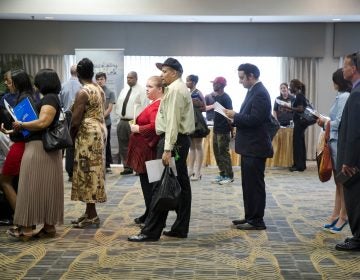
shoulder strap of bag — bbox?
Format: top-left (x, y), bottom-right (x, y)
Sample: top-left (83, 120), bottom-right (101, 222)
top-left (324, 121), bottom-right (330, 141)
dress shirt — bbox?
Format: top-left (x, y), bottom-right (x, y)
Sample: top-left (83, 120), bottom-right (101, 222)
top-left (114, 83), bottom-right (147, 123)
top-left (59, 77), bottom-right (82, 111)
top-left (155, 78), bottom-right (195, 151)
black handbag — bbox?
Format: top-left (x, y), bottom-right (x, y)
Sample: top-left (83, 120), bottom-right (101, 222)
top-left (152, 166), bottom-right (181, 211)
top-left (191, 107), bottom-right (210, 138)
top-left (298, 99), bottom-right (317, 127)
top-left (267, 115), bottom-right (280, 140)
top-left (42, 98), bottom-right (73, 152)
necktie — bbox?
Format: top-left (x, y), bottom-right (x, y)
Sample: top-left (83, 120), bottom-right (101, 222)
top-left (121, 87), bottom-right (132, 117)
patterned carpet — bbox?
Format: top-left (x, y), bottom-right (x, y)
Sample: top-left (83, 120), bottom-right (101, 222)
top-left (1, 163), bottom-right (360, 280)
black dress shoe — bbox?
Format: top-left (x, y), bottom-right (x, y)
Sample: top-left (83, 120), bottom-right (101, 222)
top-left (0, 219), bottom-right (13, 226)
top-left (120, 169), bottom-right (133, 175)
top-left (127, 234), bottom-right (159, 242)
top-left (335, 240), bottom-right (360, 251)
top-left (134, 217), bottom-right (145, 224)
top-left (289, 166), bottom-right (305, 172)
top-left (163, 230), bottom-right (187, 238)
top-left (232, 219), bottom-right (247, 225)
top-left (236, 223), bottom-right (266, 230)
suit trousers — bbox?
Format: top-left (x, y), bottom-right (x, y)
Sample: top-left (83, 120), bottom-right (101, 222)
top-left (117, 120), bottom-right (131, 168)
top-left (105, 124), bottom-right (113, 168)
top-left (141, 134), bottom-right (191, 239)
top-left (344, 180), bottom-right (360, 243)
top-left (292, 122), bottom-right (307, 170)
top-left (240, 155), bottom-right (266, 227)
top-left (139, 173), bottom-right (153, 221)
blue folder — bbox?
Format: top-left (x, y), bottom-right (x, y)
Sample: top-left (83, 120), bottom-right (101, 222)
top-left (13, 97), bottom-right (38, 137)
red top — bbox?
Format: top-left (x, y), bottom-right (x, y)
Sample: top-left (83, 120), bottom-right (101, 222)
top-left (126, 100), bottom-right (161, 174)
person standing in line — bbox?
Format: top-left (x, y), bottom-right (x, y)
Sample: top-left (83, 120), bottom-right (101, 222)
top-left (317, 68), bottom-right (351, 233)
top-left (70, 58), bottom-right (107, 229)
top-left (95, 72), bottom-right (116, 174)
top-left (127, 76), bottom-right (163, 225)
top-left (289, 79), bottom-right (308, 172)
top-left (186, 74), bottom-right (206, 181)
top-left (210, 76), bottom-right (234, 185)
top-left (205, 91), bottom-right (216, 123)
top-left (128, 57), bottom-right (195, 242)
top-left (226, 63), bottom-right (273, 231)
top-left (114, 71), bottom-right (147, 175)
top-left (335, 52), bottom-right (360, 251)
top-left (59, 65), bottom-right (82, 182)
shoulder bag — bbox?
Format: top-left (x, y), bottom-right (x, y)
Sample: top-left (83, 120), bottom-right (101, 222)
top-left (316, 121), bottom-right (332, 182)
top-left (42, 96), bottom-right (73, 152)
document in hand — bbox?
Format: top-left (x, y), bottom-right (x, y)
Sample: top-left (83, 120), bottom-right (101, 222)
top-left (214, 102), bottom-right (232, 120)
top-left (145, 157), bottom-right (177, 183)
top-left (275, 98), bottom-right (291, 108)
top-left (12, 97), bottom-right (38, 137)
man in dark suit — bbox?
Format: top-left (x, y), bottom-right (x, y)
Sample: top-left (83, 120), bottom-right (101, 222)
top-left (225, 63), bottom-right (273, 230)
top-left (335, 52), bottom-right (360, 251)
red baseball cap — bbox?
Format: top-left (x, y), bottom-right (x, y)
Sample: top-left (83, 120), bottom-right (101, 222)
top-left (211, 76), bottom-right (227, 86)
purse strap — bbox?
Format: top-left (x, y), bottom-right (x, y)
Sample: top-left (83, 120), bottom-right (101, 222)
top-left (324, 121), bottom-right (330, 142)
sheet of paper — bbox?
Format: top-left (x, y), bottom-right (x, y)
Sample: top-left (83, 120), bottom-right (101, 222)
top-left (275, 98), bottom-right (291, 108)
top-left (145, 157), bottom-right (177, 183)
top-left (214, 101), bottom-right (232, 120)
top-left (4, 99), bottom-right (18, 121)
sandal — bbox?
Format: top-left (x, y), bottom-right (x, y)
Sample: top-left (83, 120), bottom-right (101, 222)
top-left (73, 216), bottom-right (100, 228)
top-left (6, 227), bottom-right (34, 241)
top-left (34, 228), bottom-right (56, 238)
top-left (71, 214), bottom-right (88, 224)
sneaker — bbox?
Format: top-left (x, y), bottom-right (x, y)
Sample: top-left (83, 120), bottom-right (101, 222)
top-left (211, 175), bottom-right (224, 184)
top-left (219, 177), bottom-right (234, 185)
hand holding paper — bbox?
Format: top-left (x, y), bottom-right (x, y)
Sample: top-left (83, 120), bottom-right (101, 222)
top-left (214, 102), bottom-right (233, 120)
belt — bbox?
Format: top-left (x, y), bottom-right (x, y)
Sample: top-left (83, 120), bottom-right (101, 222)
top-left (121, 118), bottom-right (132, 121)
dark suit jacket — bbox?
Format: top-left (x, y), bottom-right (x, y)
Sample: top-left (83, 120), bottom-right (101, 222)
top-left (233, 82), bottom-right (273, 158)
top-left (337, 82), bottom-right (360, 172)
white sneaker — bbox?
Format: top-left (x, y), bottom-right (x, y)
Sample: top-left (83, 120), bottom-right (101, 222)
top-left (211, 175), bottom-right (224, 184)
top-left (219, 177), bottom-right (234, 185)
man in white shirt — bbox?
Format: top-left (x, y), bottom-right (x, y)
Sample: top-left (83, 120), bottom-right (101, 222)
top-left (114, 71), bottom-right (147, 175)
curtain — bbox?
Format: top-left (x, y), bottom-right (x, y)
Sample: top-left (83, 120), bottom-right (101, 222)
top-left (0, 54), bottom-right (66, 82)
top-left (281, 57), bottom-right (319, 160)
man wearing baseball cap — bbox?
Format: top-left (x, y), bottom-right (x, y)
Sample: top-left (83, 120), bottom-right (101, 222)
top-left (128, 57), bottom-right (195, 242)
top-left (209, 76), bottom-right (234, 185)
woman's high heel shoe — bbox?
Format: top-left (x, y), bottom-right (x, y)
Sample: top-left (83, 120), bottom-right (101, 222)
top-left (71, 214), bottom-right (88, 225)
top-left (323, 217), bottom-right (339, 230)
top-left (190, 174), bottom-right (202, 181)
top-left (73, 216), bottom-right (100, 228)
top-left (329, 220), bottom-right (348, 234)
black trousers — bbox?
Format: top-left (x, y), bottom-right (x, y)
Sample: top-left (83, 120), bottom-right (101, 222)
top-left (138, 173), bottom-right (153, 221)
top-left (292, 122), bottom-right (307, 170)
top-left (141, 134), bottom-right (191, 239)
top-left (240, 155), bottom-right (266, 227)
top-left (105, 124), bottom-right (113, 168)
top-left (344, 180), bottom-right (360, 244)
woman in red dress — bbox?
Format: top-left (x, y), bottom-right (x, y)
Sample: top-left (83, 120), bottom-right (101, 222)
top-left (127, 76), bottom-right (163, 225)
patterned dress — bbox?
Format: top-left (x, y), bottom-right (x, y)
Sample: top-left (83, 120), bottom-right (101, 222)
top-left (71, 83), bottom-right (107, 203)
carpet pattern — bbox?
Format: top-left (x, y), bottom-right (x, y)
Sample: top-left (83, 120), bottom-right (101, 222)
top-left (1, 164), bottom-right (360, 279)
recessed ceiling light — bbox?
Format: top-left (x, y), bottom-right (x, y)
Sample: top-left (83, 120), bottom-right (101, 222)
top-left (332, 18), bottom-right (341, 21)
top-left (45, 16), bottom-right (54, 20)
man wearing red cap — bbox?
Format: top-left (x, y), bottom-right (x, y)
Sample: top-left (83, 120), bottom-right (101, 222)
top-left (128, 57), bottom-right (195, 242)
top-left (209, 76), bottom-right (234, 185)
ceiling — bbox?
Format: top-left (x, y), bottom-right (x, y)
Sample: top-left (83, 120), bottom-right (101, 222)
top-left (0, 0), bottom-right (359, 23)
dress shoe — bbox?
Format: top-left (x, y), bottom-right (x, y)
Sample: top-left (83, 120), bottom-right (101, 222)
top-left (329, 220), bottom-right (348, 234)
top-left (335, 240), bottom-right (360, 251)
top-left (134, 217), bottom-right (145, 224)
top-left (127, 234), bottom-right (159, 242)
top-left (232, 219), bottom-right (247, 225)
top-left (236, 223), bottom-right (266, 230)
top-left (289, 166), bottom-right (305, 172)
top-left (323, 217), bottom-right (339, 230)
top-left (120, 168), bottom-right (133, 175)
top-left (0, 219), bottom-right (13, 226)
top-left (163, 230), bottom-right (187, 238)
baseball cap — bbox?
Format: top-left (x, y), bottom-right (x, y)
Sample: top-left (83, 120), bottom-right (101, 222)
top-left (156, 57), bottom-right (183, 74)
top-left (211, 76), bottom-right (227, 86)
